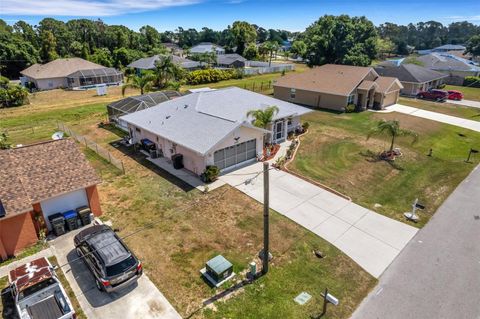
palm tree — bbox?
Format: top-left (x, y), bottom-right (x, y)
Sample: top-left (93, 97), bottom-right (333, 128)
top-left (122, 72), bottom-right (156, 96)
top-left (367, 119), bottom-right (418, 152)
top-left (154, 55), bottom-right (183, 89)
top-left (262, 41), bottom-right (280, 67)
top-left (246, 105), bottom-right (280, 129)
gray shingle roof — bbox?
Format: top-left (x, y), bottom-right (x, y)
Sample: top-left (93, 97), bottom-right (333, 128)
top-left (190, 42), bottom-right (225, 54)
top-left (217, 54), bottom-right (247, 66)
top-left (374, 64), bottom-right (448, 83)
top-left (120, 87), bottom-right (311, 155)
top-left (433, 44), bottom-right (466, 51)
top-left (128, 55), bottom-right (201, 70)
top-left (416, 53), bottom-right (480, 72)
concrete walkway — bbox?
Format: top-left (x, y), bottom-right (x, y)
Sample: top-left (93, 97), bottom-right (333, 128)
top-left (383, 104), bottom-right (480, 132)
top-left (220, 163), bottom-right (418, 278)
top-left (448, 99), bottom-right (480, 109)
top-left (351, 165), bottom-right (480, 319)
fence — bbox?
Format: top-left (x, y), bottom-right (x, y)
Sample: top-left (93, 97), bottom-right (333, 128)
top-left (243, 63), bottom-right (295, 76)
top-left (242, 81), bottom-right (274, 93)
top-left (57, 122), bottom-right (125, 174)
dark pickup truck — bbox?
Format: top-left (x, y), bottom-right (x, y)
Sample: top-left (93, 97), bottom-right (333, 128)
top-left (416, 89), bottom-right (448, 102)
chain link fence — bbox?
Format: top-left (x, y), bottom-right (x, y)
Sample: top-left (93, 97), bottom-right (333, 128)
top-left (57, 122), bottom-right (125, 173)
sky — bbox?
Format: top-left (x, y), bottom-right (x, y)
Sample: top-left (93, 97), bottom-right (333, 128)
top-left (1, 0), bottom-right (479, 31)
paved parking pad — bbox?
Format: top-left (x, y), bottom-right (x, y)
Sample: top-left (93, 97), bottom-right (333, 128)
top-left (50, 227), bottom-right (181, 319)
top-left (221, 163), bottom-right (418, 278)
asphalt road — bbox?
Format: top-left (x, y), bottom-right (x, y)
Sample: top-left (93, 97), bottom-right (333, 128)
top-left (351, 165), bottom-right (480, 319)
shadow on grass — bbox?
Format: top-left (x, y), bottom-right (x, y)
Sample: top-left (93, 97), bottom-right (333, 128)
top-left (360, 150), bottom-right (404, 171)
top-left (110, 140), bottom-right (196, 192)
top-left (99, 123), bottom-right (128, 139)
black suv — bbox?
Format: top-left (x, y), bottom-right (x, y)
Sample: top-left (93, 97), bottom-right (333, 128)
top-left (74, 225), bottom-right (142, 293)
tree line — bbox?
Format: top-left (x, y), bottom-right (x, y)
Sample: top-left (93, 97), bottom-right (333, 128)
top-left (1, 16), bottom-right (479, 80)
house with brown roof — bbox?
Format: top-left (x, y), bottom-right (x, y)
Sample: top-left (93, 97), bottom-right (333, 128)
top-left (20, 58), bottom-right (123, 91)
top-left (0, 139), bottom-right (102, 260)
top-left (273, 64), bottom-right (403, 112)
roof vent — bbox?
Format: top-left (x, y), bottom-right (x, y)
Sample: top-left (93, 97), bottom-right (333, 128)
top-left (184, 104), bottom-right (189, 109)
top-left (166, 115), bottom-right (171, 119)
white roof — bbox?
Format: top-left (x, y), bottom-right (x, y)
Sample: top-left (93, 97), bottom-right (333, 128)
top-left (121, 87), bottom-right (311, 155)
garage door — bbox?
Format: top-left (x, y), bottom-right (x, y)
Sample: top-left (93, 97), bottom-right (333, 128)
top-left (40, 188), bottom-right (89, 230)
top-left (214, 139), bottom-right (257, 170)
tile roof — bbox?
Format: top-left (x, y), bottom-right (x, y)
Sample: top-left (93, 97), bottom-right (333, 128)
top-left (21, 58), bottom-right (106, 80)
top-left (120, 87), bottom-right (311, 155)
top-left (273, 64), bottom-right (378, 96)
top-left (127, 55), bottom-right (201, 70)
top-left (375, 64), bottom-right (448, 83)
top-left (0, 139), bottom-right (101, 217)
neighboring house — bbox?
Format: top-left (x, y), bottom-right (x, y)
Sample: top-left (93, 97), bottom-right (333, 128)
top-left (418, 44), bottom-right (467, 55)
top-left (107, 91), bottom-right (183, 130)
top-left (416, 53), bottom-right (480, 85)
top-left (216, 54), bottom-right (247, 68)
top-left (20, 58), bottom-right (123, 90)
top-left (374, 64), bottom-right (448, 96)
top-left (127, 54), bottom-right (202, 72)
top-left (0, 139), bottom-right (102, 260)
top-left (190, 42), bottom-right (225, 55)
top-left (163, 43), bottom-right (184, 57)
top-left (273, 64), bottom-right (403, 112)
top-left (120, 87), bottom-right (311, 174)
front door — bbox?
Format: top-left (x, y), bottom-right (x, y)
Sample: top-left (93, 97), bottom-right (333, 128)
top-left (275, 121), bottom-right (285, 142)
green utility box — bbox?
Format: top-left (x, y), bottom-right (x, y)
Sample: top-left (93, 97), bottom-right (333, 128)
top-left (206, 255), bottom-right (233, 283)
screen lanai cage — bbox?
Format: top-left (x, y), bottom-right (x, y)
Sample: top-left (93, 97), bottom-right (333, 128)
top-left (67, 68), bottom-right (124, 88)
top-left (107, 91), bottom-right (183, 130)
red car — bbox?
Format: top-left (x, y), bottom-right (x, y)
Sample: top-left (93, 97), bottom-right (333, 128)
top-left (416, 89), bottom-right (448, 102)
top-left (447, 90), bottom-right (463, 101)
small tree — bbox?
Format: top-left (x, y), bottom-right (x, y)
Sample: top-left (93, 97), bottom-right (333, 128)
top-left (246, 105), bottom-right (279, 129)
top-left (154, 55), bottom-right (184, 89)
top-left (0, 132), bottom-right (11, 149)
top-left (122, 72), bottom-right (156, 96)
top-left (367, 119), bottom-right (418, 152)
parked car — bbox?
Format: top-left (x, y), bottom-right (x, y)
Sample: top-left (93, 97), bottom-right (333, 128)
top-left (447, 90), bottom-right (463, 101)
top-left (9, 257), bottom-right (76, 319)
top-left (74, 225), bottom-right (142, 293)
top-left (416, 89), bottom-right (448, 102)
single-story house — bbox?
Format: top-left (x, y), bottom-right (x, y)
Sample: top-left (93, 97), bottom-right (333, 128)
top-left (120, 87), bottom-right (311, 174)
top-left (162, 43), bottom-right (184, 57)
top-left (0, 139), bottom-right (102, 260)
top-left (127, 55), bottom-right (202, 71)
top-left (374, 64), bottom-right (448, 96)
top-left (418, 44), bottom-right (466, 55)
top-left (416, 53), bottom-right (480, 85)
top-left (107, 91), bottom-right (182, 130)
top-left (20, 58), bottom-right (123, 90)
top-left (216, 54), bottom-right (247, 68)
top-left (273, 64), bottom-right (403, 112)
top-left (190, 42), bottom-right (225, 55)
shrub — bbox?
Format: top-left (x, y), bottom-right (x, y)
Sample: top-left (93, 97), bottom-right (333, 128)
top-left (437, 83), bottom-right (446, 89)
top-left (345, 103), bottom-right (356, 113)
top-left (201, 165), bottom-right (220, 183)
top-left (302, 122), bottom-right (310, 130)
top-left (463, 76), bottom-right (480, 88)
top-left (0, 84), bottom-right (29, 108)
top-left (186, 69), bottom-right (241, 85)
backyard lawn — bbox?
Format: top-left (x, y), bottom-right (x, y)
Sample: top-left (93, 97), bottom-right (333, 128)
top-left (290, 110), bottom-right (480, 228)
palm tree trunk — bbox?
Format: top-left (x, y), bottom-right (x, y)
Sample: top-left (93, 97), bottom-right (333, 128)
top-left (390, 133), bottom-right (395, 152)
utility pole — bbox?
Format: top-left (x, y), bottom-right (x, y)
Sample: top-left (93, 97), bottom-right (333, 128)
top-left (262, 161), bottom-right (270, 275)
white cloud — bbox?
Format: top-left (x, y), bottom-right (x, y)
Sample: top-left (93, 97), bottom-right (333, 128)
top-left (1, 0), bottom-right (201, 16)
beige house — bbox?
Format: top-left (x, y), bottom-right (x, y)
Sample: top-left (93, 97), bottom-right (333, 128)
top-left (121, 87), bottom-right (311, 175)
top-left (274, 64), bottom-right (403, 112)
top-left (20, 58), bottom-right (123, 90)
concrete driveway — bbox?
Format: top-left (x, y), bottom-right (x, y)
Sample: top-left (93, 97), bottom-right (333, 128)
top-left (383, 104), bottom-right (480, 132)
top-left (49, 226), bottom-right (181, 319)
top-left (220, 163), bottom-right (418, 278)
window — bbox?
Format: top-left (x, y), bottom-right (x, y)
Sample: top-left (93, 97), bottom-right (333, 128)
top-left (135, 127), bottom-right (141, 133)
top-left (347, 94), bottom-right (355, 105)
top-left (290, 88), bottom-right (296, 99)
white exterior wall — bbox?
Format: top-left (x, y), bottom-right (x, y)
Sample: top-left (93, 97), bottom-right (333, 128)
top-left (34, 77), bottom-right (68, 90)
top-left (40, 188), bottom-right (89, 230)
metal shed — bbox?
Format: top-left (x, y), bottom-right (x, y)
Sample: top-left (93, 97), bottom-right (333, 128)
top-left (107, 91), bottom-right (182, 130)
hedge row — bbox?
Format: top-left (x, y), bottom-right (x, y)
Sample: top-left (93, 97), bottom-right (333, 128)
top-left (186, 68), bottom-right (243, 85)
top-left (463, 76), bottom-right (480, 88)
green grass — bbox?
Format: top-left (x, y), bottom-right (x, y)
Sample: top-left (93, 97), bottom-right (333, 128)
top-left (291, 111), bottom-right (480, 228)
top-left (48, 256), bottom-right (87, 319)
top-left (0, 276), bottom-right (8, 318)
top-left (445, 85), bottom-right (480, 101)
top-left (0, 242), bottom-right (47, 267)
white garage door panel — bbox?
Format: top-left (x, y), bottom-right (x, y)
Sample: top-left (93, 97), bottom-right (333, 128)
top-left (40, 188), bottom-right (88, 230)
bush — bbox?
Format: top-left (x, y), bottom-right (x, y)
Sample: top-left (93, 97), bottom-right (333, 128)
top-left (201, 165), bottom-right (220, 183)
top-left (186, 69), bottom-right (241, 85)
top-left (302, 122), bottom-right (310, 130)
top-left (345, 103), bottom-right (356, 113)
top-left (463, 76), bottom-right (480, 88)
top-left (0, 84), bottom-right (29, 108)
top-left (437, 83), bottom-right (446, 89)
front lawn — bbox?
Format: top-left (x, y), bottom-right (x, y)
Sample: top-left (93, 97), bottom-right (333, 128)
top-left (290, 110), bottom-right (480, 228)
top-left (398, 97), bottom-right (480, 122)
